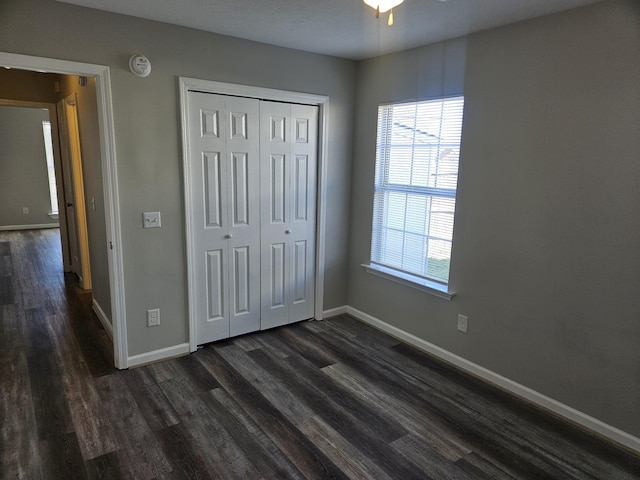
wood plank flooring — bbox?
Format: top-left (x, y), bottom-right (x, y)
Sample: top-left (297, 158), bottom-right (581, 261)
top-left (1, 228), bottom-right (640, 479)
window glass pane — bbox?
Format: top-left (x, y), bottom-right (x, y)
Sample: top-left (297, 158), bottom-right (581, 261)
top-left (42, 120), bottom-right (59, 214)
top-left (405, 194), bottom-right (426, 234)
top-left (370, 96), bottom-right (464, 286)
top-left (387, 146), bottom-right (413, 185)
top-left (429, 197), bottom-right (455, 241)
top-left (403, 233), bottom-right (425, 273)
top-left (385, 191), bottom-right (406, 230)
top-left (381, 228), bottom-right (404, 268)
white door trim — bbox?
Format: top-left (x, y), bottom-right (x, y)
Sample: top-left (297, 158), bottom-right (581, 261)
top-left (0, 52), bottom-right (128, 369)
top-left (179, 77), bottom-right (329, 352)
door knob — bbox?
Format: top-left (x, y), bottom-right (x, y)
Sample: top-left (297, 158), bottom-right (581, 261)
top-left (285, 229), bottom-right (291, 234)
top-left (224, 233), bottom-right (232, 239)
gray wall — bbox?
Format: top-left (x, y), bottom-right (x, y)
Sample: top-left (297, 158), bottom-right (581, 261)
top-left (0, 105), bottom-right (55, 227)
top-left (60, 75), bottom-right (112, 322)
top-left (0, 0), bottom-right (355, 356)
top-left (348, 0), bottom-right (640, 437)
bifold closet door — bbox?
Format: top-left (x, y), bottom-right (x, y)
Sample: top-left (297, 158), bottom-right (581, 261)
top-left (189, 92), bottom-right (261, 345)
top-left (260, 101), bottom-right (318, 330)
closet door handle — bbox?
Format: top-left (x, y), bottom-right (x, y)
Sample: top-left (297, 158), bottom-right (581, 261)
top-left (285, 229), bottom-right (291, 234)
top-left (224, 233), bottom-right (232, 239)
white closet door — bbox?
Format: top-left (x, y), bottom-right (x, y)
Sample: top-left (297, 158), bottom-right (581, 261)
top-left (189, 92), bottom-right (261, 344)
top-left (260, 101), bottom-right (318, 329)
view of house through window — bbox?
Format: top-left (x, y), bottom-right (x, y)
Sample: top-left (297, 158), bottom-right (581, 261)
top-left (370, 96), bottom-right (464, 287)
top-left (42, 120), bottom-right (59, 216)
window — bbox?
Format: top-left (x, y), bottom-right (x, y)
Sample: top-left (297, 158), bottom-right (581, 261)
top-left (368, 96), bottom-right (464, 294)
top-left (42, 120), bottom-right (59, 216)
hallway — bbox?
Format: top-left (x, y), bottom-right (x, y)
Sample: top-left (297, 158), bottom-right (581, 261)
top-left (0, 228), bottom-right (114, 478)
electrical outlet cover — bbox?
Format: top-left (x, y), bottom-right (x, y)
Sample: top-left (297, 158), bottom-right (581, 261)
top-left (147, 308), bottom-right (160, 327)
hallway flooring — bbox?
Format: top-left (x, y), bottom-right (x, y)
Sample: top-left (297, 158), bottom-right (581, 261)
top-left (1, 229), bottom-right (639, 479)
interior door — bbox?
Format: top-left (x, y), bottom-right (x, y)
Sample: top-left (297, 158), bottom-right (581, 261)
top-left (260, 101), bottom-right (318, 329)
top-left (57, 99), bottom-right (81, 276)
top-left (189, 92), bottom-right (261, 344)
top-left (59, 95), bottom-right (92, 290)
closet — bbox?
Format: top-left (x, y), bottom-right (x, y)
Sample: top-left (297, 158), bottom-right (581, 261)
top-left (187, 91), bottom-right (318, 345)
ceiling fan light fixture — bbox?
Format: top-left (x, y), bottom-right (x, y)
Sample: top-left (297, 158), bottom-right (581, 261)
top-left (363, 0), bottom-right (404, 14)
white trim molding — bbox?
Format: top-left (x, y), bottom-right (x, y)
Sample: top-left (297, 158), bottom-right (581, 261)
top-left (92, 299), bottom-right (113, 338)
top-left (0, 224), bottom-right (59, 231)
top-left (346, 305), bottom-right (640, 454)
top-left (179, 77), bottom-right (330, 351)
top-left (363, 263), bottom-right (455, 301)
top-left (0, 52), bottom-right (128, 369)
top-left (128, 343), bottom-right (190, 368)
top-left (323, 305), bottom-right (348, 318)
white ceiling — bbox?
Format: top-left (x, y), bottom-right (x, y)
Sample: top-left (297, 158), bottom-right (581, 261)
top-left (57, 0), bottom-right (604, 60)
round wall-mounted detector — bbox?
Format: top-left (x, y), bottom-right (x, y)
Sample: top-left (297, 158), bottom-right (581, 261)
top-left (129, 54), bottom-right (151, 77)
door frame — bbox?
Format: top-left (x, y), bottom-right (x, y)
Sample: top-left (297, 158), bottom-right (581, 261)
top-left (179, 77), bottom-right (330, 352)
top-left (0, 52), bottom-right (128, 369)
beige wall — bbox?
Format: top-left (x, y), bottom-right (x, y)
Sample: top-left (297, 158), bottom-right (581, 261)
top-left (348, 0), bottom-right (640, 437)
top-left (0, 105), bottom-right (54, 227)
top-left (0, 0), bottom-right (355, 356)
top-left (0, 69), bottom-right (59, 104)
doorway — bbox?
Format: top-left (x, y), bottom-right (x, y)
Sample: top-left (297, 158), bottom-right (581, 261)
top-left (0, 52), bottom-right (127, 368)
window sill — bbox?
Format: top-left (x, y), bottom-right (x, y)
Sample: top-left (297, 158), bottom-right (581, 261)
top-left (48, 212), bottom-right (59, 220)
top-left (362, 263), bottom-right (456, 301)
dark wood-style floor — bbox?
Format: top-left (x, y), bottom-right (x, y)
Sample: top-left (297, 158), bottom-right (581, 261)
top-left (1, 229), bottom-right (639, 479)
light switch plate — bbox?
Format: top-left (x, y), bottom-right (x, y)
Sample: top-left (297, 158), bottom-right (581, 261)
top-left (457, 314), bottom-right (468, 333)
top-left (143, 211), bottom-right (161, 228)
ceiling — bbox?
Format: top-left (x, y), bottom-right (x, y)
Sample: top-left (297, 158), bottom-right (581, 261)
top-left (57, 0), bottom-right (605, 60)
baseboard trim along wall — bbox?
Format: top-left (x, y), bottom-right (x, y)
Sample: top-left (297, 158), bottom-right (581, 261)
top-left (343, 305), bottom-right (640, 454)
top-left (92, 299), bottom-right (113, 338)
top-left (0, 223), bottom-right (59, 231)
top-left (322, 305), bottom-right (348, 318)
top-left (128, 343), bottom-right (190, 368)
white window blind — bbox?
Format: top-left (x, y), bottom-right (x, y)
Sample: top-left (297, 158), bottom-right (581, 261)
top-left (370, 96), bottom-right (464, 286)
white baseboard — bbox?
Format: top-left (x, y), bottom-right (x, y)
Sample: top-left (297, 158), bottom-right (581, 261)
top-left (322, 305), bottom-right (348, 318)
top-left (92, 299), bottom-right (113, 338)
top-left (128, 343), bottom-right (190, 368)
top-left (346, 306), bottom-right (640, 454)
top-left (0, 223), bottom-right (59, 231)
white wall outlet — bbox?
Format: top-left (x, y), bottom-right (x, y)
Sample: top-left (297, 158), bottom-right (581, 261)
top-left (457, 314), bottom-right (468, 333)
top-left (143, 211), bottom-right (161, 228)
top-left (22, 207), bottom-right (29, 214)
top-left (147, 308), bottom-right (160, 327)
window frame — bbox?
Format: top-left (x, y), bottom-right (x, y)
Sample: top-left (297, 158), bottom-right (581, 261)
top-left (41, 120), bottom-right (59, 217)
top-left (364, 95), bottom-right (464, 300)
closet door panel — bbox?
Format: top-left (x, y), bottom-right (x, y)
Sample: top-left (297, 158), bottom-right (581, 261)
top-left (190, 92), bottom-right (261, 344)
top-left (260, 101), bottom-right (317, 329)
top-left (260, 101), bottom-right (291, 329)
top-left (288, 104), bottom-right (317, 322)
top-left (225, 96), bottom-right (261, 337)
